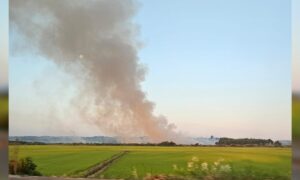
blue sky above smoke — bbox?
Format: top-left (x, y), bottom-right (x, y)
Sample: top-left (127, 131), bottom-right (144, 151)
top-left (9, 0), bottom-right (292, 139)
top-left (134, 0), bottom-right (291, 139)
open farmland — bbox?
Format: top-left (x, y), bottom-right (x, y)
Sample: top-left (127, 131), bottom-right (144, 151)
top-left (9, 145), bottom-right (291, 180)
top-left (9, 146), bottom-right (120, 177)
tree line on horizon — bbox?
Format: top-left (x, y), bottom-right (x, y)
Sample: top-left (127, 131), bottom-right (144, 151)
top-left (9, 138), bottom-right (285, 147)
top-left (216, 138), bottom-right (282, 147)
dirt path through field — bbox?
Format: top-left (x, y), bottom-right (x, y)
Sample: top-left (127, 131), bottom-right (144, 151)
top-left (83, 151), bottom-right (129, 178)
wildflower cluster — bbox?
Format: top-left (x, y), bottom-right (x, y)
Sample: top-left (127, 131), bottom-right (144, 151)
top-left (173, 157), bottom-right (232, 180)
top-left (131, 167), bottom-right (139, 179)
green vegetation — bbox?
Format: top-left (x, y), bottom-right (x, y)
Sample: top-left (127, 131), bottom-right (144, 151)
top-left (101, 146), bottom-right (291, 180)
top-left (9, 145), bottom-right (291, 179)
top-left (293, 95), bottom-right (300, 139)
top-left (216, 138), bottom-right (276, 146)
top-left (9, 157), bottom-right (42, 176)
top-left (0, 95), bottom-right (8, 129)
top-left (8, 145), bottom-right (120, 177)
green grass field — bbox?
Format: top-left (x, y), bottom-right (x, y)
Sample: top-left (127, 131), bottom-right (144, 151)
top-left (9, 145), bottom-right (120, 176)
top-left (9, 145), bottom-right (291, 179)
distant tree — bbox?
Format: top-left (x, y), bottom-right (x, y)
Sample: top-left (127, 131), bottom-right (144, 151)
top-left (158, 141), bottom-right (176, 146)
top-left (216, 138), bottom-right (276, 146)
top-left (274, 141), bottom-right (282, 147)
top-left (267, 139), bottom-right (274, 144)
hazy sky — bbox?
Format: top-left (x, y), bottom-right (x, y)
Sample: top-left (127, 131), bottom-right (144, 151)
top-left (0, 0), bottom-right (8, 87)
top-left (135, 0), bottom-right (291, 139)
top-left (10, 0), bottom-right (291, 140)
top-left (293, 0), bottom-right (300, 93)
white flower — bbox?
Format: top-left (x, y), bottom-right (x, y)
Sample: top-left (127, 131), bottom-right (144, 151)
top-left (132, 167), bottom-right (138, 179)
top-left (201, 162), bottom-right (208, 171)
top-left (220, 164), bottom-right (231, 173)
top-left (187, 162), bottom-right (194, 168)
top-left (191, 156), bottom-right (199, 162)
top-left (214, 161), bottom-right (220, 166)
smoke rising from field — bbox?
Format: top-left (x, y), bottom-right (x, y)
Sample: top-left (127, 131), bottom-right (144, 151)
top-left (10, 0), bottom-right (182, 142)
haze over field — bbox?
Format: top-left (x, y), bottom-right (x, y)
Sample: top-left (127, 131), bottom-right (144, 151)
top-left (10, 0), bottom-right (291, 141)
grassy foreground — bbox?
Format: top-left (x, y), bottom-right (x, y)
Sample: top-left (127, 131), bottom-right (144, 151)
top-left (9, 145), bottom-right (120, 176)
top-left (9, 145), bottom-right (291, 179)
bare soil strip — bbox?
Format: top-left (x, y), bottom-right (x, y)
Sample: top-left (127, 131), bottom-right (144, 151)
top-left (82, 151), bottom-right (129, 178)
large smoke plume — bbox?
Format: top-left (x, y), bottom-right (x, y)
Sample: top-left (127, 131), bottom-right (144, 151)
top-left (10, 0), bottom-right (182, 142)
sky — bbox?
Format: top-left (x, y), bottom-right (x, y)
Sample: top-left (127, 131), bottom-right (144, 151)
top-left (0, 0), bottom-right (8, 88)
top-left (134, 0), bottom-right (291, 139)
top-left (293, 0), bottom-right (300, 93)
top-left (9, 0), bottom-right (292, 140)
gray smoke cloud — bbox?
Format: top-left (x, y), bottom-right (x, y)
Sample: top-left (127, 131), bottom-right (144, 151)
top-left (10, 0), bottom-right (184, 143)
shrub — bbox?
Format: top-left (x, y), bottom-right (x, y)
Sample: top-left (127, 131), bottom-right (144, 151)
top-left (9, 157), bottom-right (42, 176)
